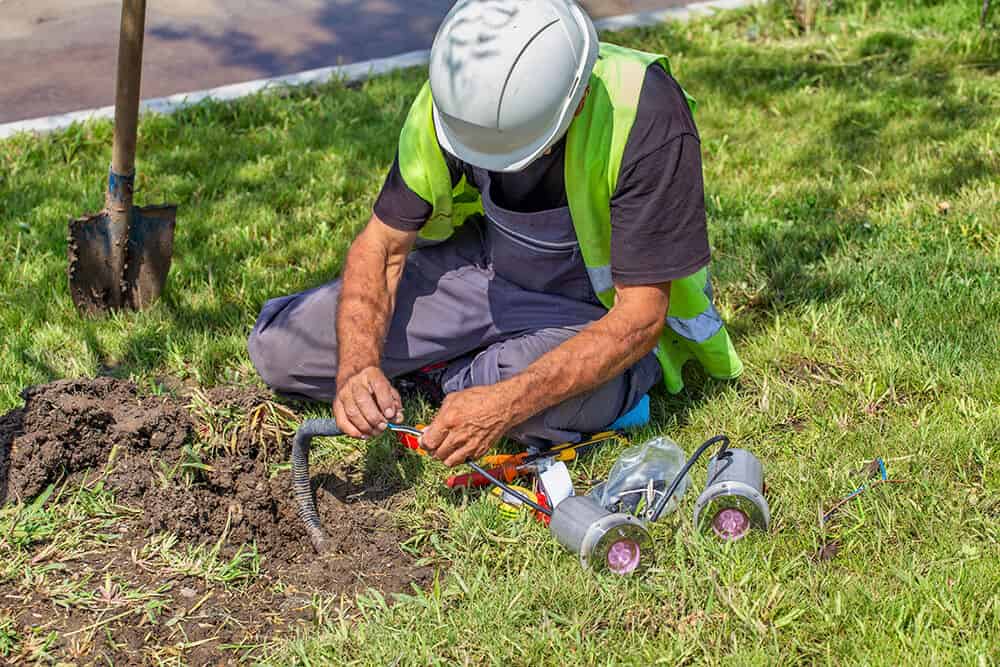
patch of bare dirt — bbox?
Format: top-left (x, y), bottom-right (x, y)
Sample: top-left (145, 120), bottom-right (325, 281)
top-left (0, 378), bottom-right (434, 664)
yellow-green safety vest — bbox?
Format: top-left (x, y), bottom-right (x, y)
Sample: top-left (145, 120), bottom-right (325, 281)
top-left (397, 42), bottom-right (743, 393)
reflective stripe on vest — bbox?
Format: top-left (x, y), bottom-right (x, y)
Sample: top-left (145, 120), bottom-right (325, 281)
top-left (668, 303), bottom-right (723, 343)
top-left (667, 269), bottom-right (722, 343)
top-left (586, 265), bottom-right (615, 295)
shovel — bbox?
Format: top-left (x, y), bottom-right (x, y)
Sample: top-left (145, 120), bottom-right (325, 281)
top-left (68, 0), bottom-right (176, 315)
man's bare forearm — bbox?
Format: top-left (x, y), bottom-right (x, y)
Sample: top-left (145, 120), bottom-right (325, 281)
top-left (498, 286), bottom-right (669, 425)
top-left (336, 216), bottom-right (414, 382)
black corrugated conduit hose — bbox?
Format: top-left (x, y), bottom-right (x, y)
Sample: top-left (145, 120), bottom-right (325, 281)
top-left (291, 418), bottom-right (341, 553)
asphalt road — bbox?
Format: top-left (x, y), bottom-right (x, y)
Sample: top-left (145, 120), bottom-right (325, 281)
top-left (0, 0), bottom-right (694, 123)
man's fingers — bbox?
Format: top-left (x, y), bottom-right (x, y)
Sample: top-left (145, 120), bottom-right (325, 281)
top-left (443, 441), bottom-right (476, 468)
top-left (351, 382), bottom-right (387, 432)
top-left (333, 400), bottom-right (365, 439)
top-left (390, 386), bottom-right (404, 421)
top-left (420, 424), bottom-right (444, 452)
top-left (343, 403), bottom-right (373, 437)
top-left (432, 431), bottom-right (464, 466)
top-left (370, 374), bottom-right (402, 421)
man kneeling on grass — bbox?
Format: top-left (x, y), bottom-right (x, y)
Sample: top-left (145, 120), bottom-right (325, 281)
top-left (248, 0), bottom-right (742, 465)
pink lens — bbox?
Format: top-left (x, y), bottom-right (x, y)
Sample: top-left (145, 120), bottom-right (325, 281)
top-left (606, 539), bottom-right (641, 574)
top-left (712, 508), bottom-right (750, 540)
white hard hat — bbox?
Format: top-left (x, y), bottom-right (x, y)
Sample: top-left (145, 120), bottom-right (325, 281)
top-left (429, 0), bottom-right (599, 172)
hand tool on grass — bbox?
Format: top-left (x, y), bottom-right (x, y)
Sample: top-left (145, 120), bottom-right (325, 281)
top-left (461, 455), bottom-right (654, 574)
top-left (68, 0), bottom-right (176, 315)
top-left (445, 430), bottom-right (622, 488)
top-left (489, 484), bottom-right (550, 522)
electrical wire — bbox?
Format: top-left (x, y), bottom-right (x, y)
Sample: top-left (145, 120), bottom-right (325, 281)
top-left (386, 422), bottom-right (423, 438)
top-left (466, 460), bottom-right (554, 517)
top-left (649, 434), bottom-right (731, 522)
top-left (822, 457), bottom-right (902, 523)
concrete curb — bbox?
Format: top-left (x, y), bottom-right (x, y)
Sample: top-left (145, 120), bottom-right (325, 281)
top-left (0, 0), bottom-right (757, 140)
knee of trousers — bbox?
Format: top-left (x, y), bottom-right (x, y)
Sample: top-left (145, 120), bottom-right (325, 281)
top-left (247, 321), bottom-right (305, 393)
top-left (245, 284), bottom-right (344, 400)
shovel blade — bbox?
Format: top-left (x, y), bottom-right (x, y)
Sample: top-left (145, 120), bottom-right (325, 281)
top-left (67, 204), bottom-right (177, 315)
top-left (68, 211), bottom-right (123, 315)
top-left (124, 204), bottom-right (177, 310)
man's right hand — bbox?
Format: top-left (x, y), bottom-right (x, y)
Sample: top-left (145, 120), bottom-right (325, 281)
top-left (333, 366), bottom-right (403, 438)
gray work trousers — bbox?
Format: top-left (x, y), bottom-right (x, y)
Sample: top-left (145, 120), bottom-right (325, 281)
top-left (248, 221), bottom-right (662, 445)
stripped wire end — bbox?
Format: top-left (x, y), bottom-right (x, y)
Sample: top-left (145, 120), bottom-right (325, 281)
top-left (822, 457), bottom-right (907, 524)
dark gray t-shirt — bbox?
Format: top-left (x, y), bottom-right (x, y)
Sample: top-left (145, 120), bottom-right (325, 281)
top-left (374, 65), bottom-right (710, 285)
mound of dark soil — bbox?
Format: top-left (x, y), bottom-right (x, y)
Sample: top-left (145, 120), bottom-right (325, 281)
top-left (2, 378), bottom-right (191, 503)
top-left (0, 378), bottom-right (434, 663)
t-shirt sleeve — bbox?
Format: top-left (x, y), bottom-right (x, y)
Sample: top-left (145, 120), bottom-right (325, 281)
top-left (373, 153), bottom-right (431, 232)
top-left (610, 66), bottom-right (711, 286)
top-left (373, 151), bottom-right (466, 232)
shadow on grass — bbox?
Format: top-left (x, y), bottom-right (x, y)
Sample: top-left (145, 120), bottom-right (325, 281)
top-left (710, 183), bottom-right (876, 345)
top-left (924, 150), bottom-right (996, 196)
top-left (357, 437), bottom-right (428, 502)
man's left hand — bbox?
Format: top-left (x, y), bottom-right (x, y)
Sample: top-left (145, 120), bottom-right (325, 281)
top-left (420, 385), bottom-right (515, 467)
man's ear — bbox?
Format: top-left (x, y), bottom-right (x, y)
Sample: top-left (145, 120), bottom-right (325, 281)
top-left (574, 85), bottom-right (590, 117)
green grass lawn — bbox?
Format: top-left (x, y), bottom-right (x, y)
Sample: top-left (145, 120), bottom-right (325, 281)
top-left (2, 0), bottom-right (999, 663)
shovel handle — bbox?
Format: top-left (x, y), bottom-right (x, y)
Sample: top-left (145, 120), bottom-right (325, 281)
top-left (109, 0), bottom-right (147, 209)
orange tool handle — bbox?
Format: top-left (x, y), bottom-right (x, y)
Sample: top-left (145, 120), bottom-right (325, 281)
top-left (480, 451), bottom-right (529, 467)
top-left (479, 446), bottom-right (577, 468)
top-left (446, 461), bottom-right (521, 488)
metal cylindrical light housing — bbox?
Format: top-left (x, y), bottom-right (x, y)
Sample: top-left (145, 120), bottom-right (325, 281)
top-left (693, 448), bottom-right (770, 540)
top-left (549, 495), bottom-right (653, 574)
